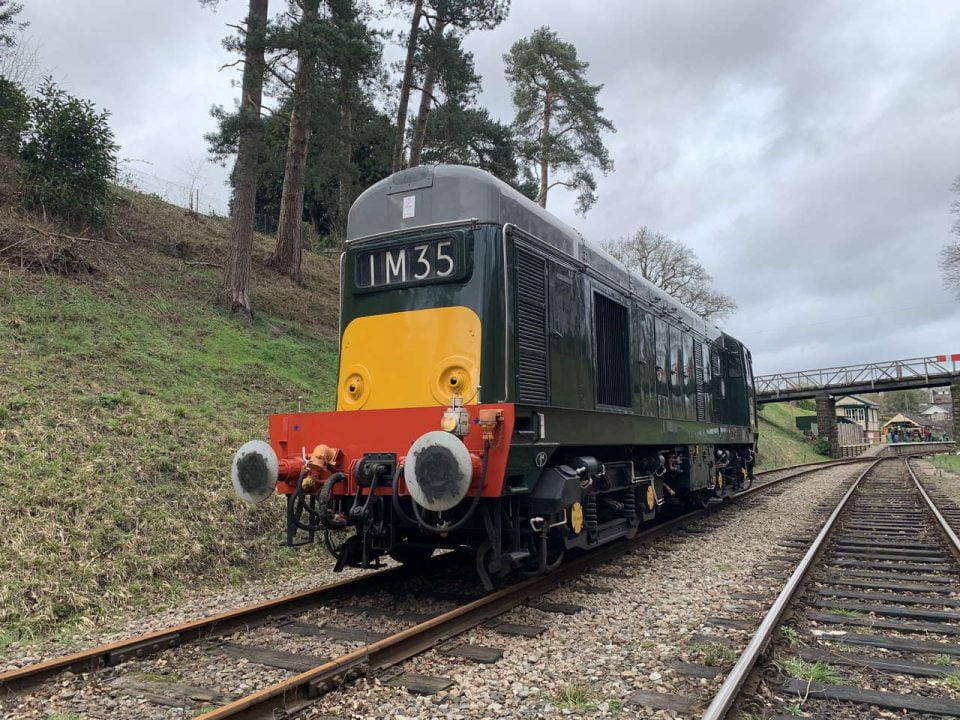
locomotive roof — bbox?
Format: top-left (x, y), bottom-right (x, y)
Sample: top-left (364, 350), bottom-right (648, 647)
top-left (347, 164), bottom-right (733, 345)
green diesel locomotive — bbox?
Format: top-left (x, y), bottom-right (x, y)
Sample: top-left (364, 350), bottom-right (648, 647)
top-left (231, 164), bottom-right (758, 587)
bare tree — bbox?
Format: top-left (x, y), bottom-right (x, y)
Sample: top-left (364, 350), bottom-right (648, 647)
top-left (222, 0), bottom-right (269, 314)
top-left (601, 227), bottom-right (738, 321)
top-left (0, 32), bottom-right (40, 88)
top-left (271, 0), bottom-right (321, 283)
top-left (943, 177), bottom-right (960, 299)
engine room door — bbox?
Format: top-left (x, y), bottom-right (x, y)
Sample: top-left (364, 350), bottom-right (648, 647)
top-left (548, 264), bottom-right (591, 408)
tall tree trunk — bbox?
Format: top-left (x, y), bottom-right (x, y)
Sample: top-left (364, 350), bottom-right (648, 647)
top-left (272, 0), bottom-right (320, 284)
top-left (407, 19), bottom-right (445, 168)
top-left (407, 64), bottom-right (434, 168)
top-left (224, 0), bottom-right (269, 314)
top-left (335, 103), bottom-right (353, 243)
top-left (392, 0), bottom-right (423, 172)
top-left (537, 90), bottom-right (552, 208)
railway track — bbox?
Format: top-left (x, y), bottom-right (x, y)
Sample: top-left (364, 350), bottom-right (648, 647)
top-left (702, 456), bottom-right (960, 720)
top-left (0, 457), bottom-right (869, 719)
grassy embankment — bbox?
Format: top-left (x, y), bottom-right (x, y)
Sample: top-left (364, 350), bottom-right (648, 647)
top-left (755, 401), bottom-right (827, 470)
top-left (932, 454), bottom-right (960, 473)
top-left (0, 179), bottom-right (341, 648)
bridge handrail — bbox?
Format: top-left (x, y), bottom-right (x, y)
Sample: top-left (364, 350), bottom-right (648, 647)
top-left (755, 355), bottom-right (959, 396)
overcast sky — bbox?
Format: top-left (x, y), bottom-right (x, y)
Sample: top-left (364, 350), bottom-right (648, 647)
top-left (18, 0), bottom-right (960, 375)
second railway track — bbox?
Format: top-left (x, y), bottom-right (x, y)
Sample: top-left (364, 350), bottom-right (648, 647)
top-left (704, 456), bottom-right (960, 720)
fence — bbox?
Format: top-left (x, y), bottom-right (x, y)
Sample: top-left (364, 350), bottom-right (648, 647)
top-left (116, 163), bottom-right (231, 217)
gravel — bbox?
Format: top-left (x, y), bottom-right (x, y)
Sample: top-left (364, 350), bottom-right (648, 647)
top-left (296, 465), bottom-right (857, 720)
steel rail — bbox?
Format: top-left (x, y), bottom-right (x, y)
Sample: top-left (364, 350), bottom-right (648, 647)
top-left (0, 562), bottom-right (432, 694)
top-left (193, 460), bottom-right (866, 720)
top-left (699, 458), bottom-right (885, 720)
top-left (905, 457), bottom-right (960, 556)
top-left (0, 456), bottom-right (867, 702)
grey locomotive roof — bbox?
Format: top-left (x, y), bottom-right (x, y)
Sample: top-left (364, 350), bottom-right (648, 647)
top-left (347, 164), bottom-right (721, 340)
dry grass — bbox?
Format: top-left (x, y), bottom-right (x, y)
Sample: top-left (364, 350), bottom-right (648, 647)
top-left (0, 180), bottom-right (341, 648)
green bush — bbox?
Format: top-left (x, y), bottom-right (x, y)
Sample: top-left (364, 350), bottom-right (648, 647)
top-left (0, 76), bottom-right (28, 156)
top-left (20, 77), bottom-right (119, 227)
top-left (814, 437), bottom-right (831, 455)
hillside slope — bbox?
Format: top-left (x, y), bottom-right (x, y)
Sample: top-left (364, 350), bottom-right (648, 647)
top-left (0, 183), bottom-right (341, 645)
top-left (756, 402), bottom-right (826, 470)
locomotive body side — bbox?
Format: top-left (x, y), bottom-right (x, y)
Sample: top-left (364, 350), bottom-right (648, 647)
top-left (230, 165), bottom-right (757, 584)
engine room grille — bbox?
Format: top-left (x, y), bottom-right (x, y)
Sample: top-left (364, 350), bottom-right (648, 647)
top-left (694, 342), bottom-right (706, 422)
top-left (515, 247), bottom-right (549, 404)
top-left (593, 293), bottom-right (630, 407)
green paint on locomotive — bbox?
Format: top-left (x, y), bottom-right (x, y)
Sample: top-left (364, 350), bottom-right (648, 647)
top-left (341, 166), bottom-right (756, 473)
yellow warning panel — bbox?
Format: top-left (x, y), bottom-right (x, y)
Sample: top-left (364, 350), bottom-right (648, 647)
top-left (337, 306), bottom-right (481, 410)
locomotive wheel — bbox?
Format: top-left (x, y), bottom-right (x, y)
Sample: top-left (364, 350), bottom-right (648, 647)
top-left (388, 545), bottom-right (435, 568)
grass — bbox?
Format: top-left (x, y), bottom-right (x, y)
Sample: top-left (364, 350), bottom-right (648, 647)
top-left (945, 671), bottom-right (960, 691)
top-left (781, 703), bottom-right (805, 716)
top-left (717, 562), bottom-right (735, 571)
top-left (0, 186), bottom-right (341, 648)
top-left (932, 454), bottom-right (960, 473)
top-left (689, 641), bottom-right (738, 666)
top-left (780, 625), bottom-right (805, 647)
top-left (828, 608), bottom-right (864, 618)
top-left (755, 402), bottom-right (827, 470)
top-left (129, 671), bottom-right (179, 683)
top-left (551, 683), bottom-right (598, 710)
top-left (831, 643), bottom-right (859, 653)
top-left (776, 657), bottom-right (842, 684)
top-left (933, 654), bottom-right (956, 667)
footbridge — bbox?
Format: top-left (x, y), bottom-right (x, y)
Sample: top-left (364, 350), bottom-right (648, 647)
top-left (754, 354), bottom-right (959, 458)
top-left (755, 355), bottom-right (960, 403)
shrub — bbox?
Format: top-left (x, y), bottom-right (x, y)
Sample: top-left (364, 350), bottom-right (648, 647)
top-left (20, 77), bottom-right (118, 227)
top-left (0, 75), bottom-right (28, 155)
top-left (814, 437), bottom-right (831, 456)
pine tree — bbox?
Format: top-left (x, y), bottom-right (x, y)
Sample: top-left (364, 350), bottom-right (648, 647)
top-left (398, 0), bottom-right (508, 169)
top-left (0, 0), bottom-right (26, 52)
top-left (420, 104), bottom-right (523, 188)
top-left (504, 26), bottom-right (614, 214)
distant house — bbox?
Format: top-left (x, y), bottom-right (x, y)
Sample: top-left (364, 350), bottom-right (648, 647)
top-left (835, 395), bottom-right (881, 445)
top-left (919, 403), bottom-right (951, 424)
